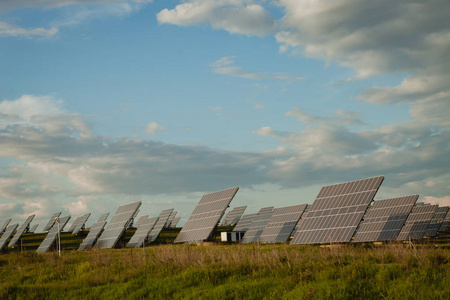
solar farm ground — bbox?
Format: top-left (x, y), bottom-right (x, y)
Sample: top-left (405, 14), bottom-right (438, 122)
top-left (0, 227), bottom-right (449, 299)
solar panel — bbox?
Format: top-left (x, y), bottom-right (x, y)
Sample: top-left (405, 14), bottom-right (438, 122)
top-left (8, 215), bottom-right (35, 247)
top-left (36, 216), bottom-right (71, 254)
top-left (29, 224), bottom-right (39, 233)
top-left (134, 215), bottom-right (149, 228)
top-left (397, 204), bottom-right (438, 241)
top-left (291, 176), bottom-right (384, 245)
top-left (42, 212), bottom-right (62, 232)
top-left (78, 220), bottom-right (107, 251)
top-left (170, 217), bottom-right (181, 228)
top-left (258, 204), bottom-right (308, 244)
top-left (127, 217), bottom-right (159, 248)
top-left (221, 206), bottom-right (247, 226)
top-left (240, 207), bottom-right (274, 244)
top-left (97, 213), bottom-right (109, 222)
top-left (71, 213), bottom-right (91, 234)
top-left (164, 211), bottom-right (178, 229)
top-left (96, 201), bottom-right (141, 249)
top-left (425, 206), bottom-right (449, 237)
top-left (148, 209), bottom-right (174, 243)
top-left (0, 224), bottom-right (18, 252)
top-left (174, 187), bottom-right (239, 243)
top-left (352, 195), bottom-right (418, 243)
top-left (439, 209), bottom-right (450, 232)
top-left (233, 213), bottom-right (257, 232)
top-left (0, 219), bottom-right (11, 234)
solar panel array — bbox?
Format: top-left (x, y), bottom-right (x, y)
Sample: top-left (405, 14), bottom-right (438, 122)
top-left (127, 217), bottom-right (159, 248)
top-left (425, 206), bottom-right (449, 237)
top-left (352, 195), bottom-right (418, 243)
top-left (0, 224), bottom-right (18, 252)
top-left (233, 213), bottom-right (257, 232)
top-left (42, 212), bottom-right (61, 232)
top-left (170, 217), bottom-right (181, 228)
top-left (258, 204), bottom-right (308, 244)
top-left (68, 213), bottom-right (91, 234)
top-left (240, 207), bottom-right (274, 244)
top-left (8, 215), bottom-right (35, 247)
top-left (291, 176), bottom-right (384, 245)
top-left (134, 215), bottom-right (149, 228)
top-left (96, 201), bottom-right (141, 249)
top-left (439, 209), bottom-right (450, 232)
top-left (164, 211), bottom-right (178, 229)
top-left (36, 216), bottom-right (71, 254)
top-left (148, 209), bottom-right (174, 243)
top-left (29, 224), bottom-right (39, 233)
top-left (97, 213), bottom-right (109, 222)
top-left (221, 206), bottom-right (247, 226)
top-left (174, 187), bottom-right (239, 243)
top-left (78, 220), bottom-right (107, 251)
top-left (0, 219), bottom-right (11, 234)
top-left (397, 204), bottom-right (438, 240)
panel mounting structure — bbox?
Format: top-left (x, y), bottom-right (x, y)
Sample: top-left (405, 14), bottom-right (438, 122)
top-left (42, 212), bottom-right (62, 232)
top-left (78, 220), bottom-right (108, 251)
top-left (291, 176), bottom-right (384, 245)
top-left (240, 207), bottom-right (274, 244)
top-left (8, 215), bottom-right (35, 247)
top-left (36, 216), bottom-right (71, 254)
top-left (233, 213), bottom-right (257, 232)
top-left (352, 195), bottom-right (418, 243)
top-left (258, 204), bottom-right (308, 244)
top-left (0, 224), bottom-right (19, 252)
top-left (147, 209), bottom-right (174, 243)
top-left (96, 201), bottom-right (141, 249)
top-left (424, 206), bottom-right (449, 237)
top-left (221, 206), bottom-right (247, 226)
top-left (174, 187), bottom-right (239, 243)
top-left (397, 204), bottom-right (438, 241)
top-left (0, 219), bottom-right (11, 235)
top-left (127, 217), bottom-right (159, 248)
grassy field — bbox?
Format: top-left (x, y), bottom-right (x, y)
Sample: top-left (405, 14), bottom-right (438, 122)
top-left (0, 228), bottom-right (449, 299)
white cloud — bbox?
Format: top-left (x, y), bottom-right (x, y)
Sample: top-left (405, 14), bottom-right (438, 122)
top-left (0, 22), bottom-right (58, 38)
top-left (145, 122), bottom-right (166, 135)
top-left (286, 107), bottom-right (364, 126)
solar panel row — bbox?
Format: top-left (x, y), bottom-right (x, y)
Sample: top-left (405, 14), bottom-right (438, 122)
top-left (127, 217), bottom-right (159, 248)
top-left (233, 213), bottom-right (257, 232)
top-left (397, 204), bottom-right (438, 240)
top-left (241, 207), bottom-right (274, 244)
top-left (148, 209), bottom-right (173, 242)
top-left (8, 215), bottom-right (35, 247)
top-left (221, 206), bottom-right (247, 226)
top-left (424, 206), bottom-right (449, 237)
top-left (36, 216), bottom-right (71, 254)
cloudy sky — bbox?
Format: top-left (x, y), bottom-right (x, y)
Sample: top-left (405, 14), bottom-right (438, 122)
top-left (1, 0), bottom-right (449, 228)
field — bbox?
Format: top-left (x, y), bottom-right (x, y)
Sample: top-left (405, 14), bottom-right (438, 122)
top-left (0, 228), bottom-right (449, 299)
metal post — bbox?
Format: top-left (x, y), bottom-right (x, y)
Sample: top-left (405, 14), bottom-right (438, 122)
top-left (56, 217), bottom-right (61, 257)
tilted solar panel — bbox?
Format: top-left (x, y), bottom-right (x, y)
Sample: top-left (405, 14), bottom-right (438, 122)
top-left (174, 187), bottom-right (239, 243)
top-left (439, 209), bottom-right (450, 232)
top-left (397, 204), bottom-right (438, 241)
top-left (291, 176), bottom-right (384, 245)
top-left (97, 213), bottom-right (109, 222)
top-left (258, 204), bottom-right (308, 244)
top-left (424, 206), bottom-right (449, 237)
top-left (72, 213), bottom-right (91, 234)
top-left (170, 217), bottom-right (181, 228)
top-left (0, 224), bottom-right (19, 252)
top-left (127, 217), bottom-right (159, 248)
top-left (96, 201), bottom-right (141, 249)
top-left (0, 219), bottom-right (11, 234)
top-left (240, 207), bottom-right (274, 244)
top-left (134, 215), bottom-right (149, 228)
top-left (352, 195), bottom-right (418, 243)
top-left (164, 211), bottom-right (178, 229)
top-left (29, 224), bottom-right (39, 233)
top-left (36, 216), bottom-right (71, 254)
top-left (221, 206), bottom-right (247, 226)
top-left (42, 212), bottom-right (62, 232)
top-left (233, 213), bottom-right (257, 232)
top-left (8, 215), bottom-right (35, 247)
top-left (148, 209), bottom-right (174, 242)
top-left (78, 220), bottom-right (107, 251)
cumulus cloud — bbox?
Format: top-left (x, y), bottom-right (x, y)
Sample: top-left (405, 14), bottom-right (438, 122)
top-left (145, 122), bottom-right (166, 135)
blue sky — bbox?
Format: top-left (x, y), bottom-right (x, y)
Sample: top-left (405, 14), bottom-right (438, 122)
top-left (1, 1), bottom-right (449, 227)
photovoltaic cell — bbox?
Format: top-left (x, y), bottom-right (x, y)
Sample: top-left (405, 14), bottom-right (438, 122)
top-left (134, 215), bottom-right (149, 228)
top-left (164, 211), bottom-right (178, 229)
top-left (0, 224), bottom-right (18, 252)
top-left (170, 217), bottom-right (181, 228)
top-left (97, 213), bottom-right (109, 222)
top-left (291, 176), bottom-right (384, 245)
top-left (258, 204), bottom-right (308, 244)
top-left (221, 206), bottom-right (247, 226)
top-left (36, 216), bottom-right (71, 254)
top-left (127, 217), bottom-right (159, 248)
top-left (174, 187), bottom-right (239, 243)
top-left (233, 213), bottom-right (257, 232)
top-left (397, 204), bottom-right (438, 241)
top-left (78, 220), bottom-right (107, 251)
top-left (42, 212), bottom-right (61, 232)
top-left (96, 201), bottom-right (141, 249)
top-left (8, 215), bottom-right (35, 247)
top-left (0, 219), bottom-right (11, 234)
top-left (352, 195), bottom-right (418, 243)
top-left (29, 224), bottom-right (39, 233)
top-left (71, 213), bottom-right (91, 234)
top-left (148, 209), bottom-right (174, 242)
top-left (240, 207), bottom-right (274, 244)
top-left (425, 206), bottom-right (449, 237)
top-left (439, 209), bottom-right (450, 232)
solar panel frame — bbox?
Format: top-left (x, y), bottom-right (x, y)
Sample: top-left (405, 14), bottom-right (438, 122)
top-left (0, 224), bottom-right (19, 252)
top-left (352, 195), bottom-right (418, 243)
top-left (0, 219), bottom-right (11, 234)
top-left (148, 209), bottom-right (174, 242)
top-left (8, 215), bottom-right (35, 247)
top-left (221, 206), bottom-right (247, 226)
top-left (96, 201), bottom-right (141, 249)
top-left (42, 212), bottom-right (62, 232)
top-left (233, 213), bottom-right (257, 232)
top-left (127, 217), bottom-right (159, 248)
top-left (240, 207), bottom-right (275, 244)
top-left (78, 220), bottom-right (107, 251)
top-left (424, 206), bottom-right (449, 237)
top-left (71, 213), bottom-right (91, 234)
top-left (291, 176), bottom-right (384, 245)
top-left (170, 217), bottom-right (181, 228)
top-left (29, 224), bottom-right (39, 233)
top-left (36, 216), bottom-right (71, 254)
top-left (174, 187), bottom-right (239, 244)
top-left (258, 204), bottom-right (308, 244)
top-left (397, 204), bottom-right (438, 241)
